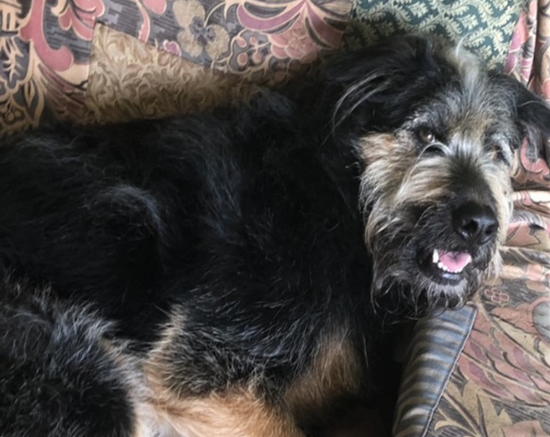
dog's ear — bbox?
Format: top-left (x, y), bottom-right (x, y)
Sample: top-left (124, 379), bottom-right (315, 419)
top-left (492, 73), bottom-right (550, 152)
top-left (514, 81), bottom-right (550, 154)
top-left (316, 35), bottom-right (451, 134)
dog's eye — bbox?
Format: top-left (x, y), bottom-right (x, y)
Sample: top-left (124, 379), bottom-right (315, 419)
top-left (417, 127), bottom-right (436, 144)
top-left (423, 143), bottom-right (445, 156)
top-left (416, 127), bottom-right (445, 155)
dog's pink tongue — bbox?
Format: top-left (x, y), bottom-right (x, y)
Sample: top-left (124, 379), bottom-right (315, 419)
top-left (439, 251), bottom-right (472, 272)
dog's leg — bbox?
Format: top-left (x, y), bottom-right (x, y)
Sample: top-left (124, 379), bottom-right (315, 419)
top-left (139, 385), bottom-right (307, 437)
top-left (136, 309), bottom-right (306, 437)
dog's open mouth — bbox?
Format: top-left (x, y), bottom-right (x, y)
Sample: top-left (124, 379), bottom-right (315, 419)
top-left (419, 248), bottom-right (472, 284)
top-left (432, 249), bottom-right (472, 274)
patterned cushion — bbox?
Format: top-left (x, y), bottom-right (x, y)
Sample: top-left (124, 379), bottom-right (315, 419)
top-left (0, 0), bottom-right (351, 133)
top-left (344, 0), bottom-right (523, 69)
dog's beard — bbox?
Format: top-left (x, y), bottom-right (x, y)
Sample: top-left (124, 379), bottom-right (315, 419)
top-left (366, 207), bottom-right (499, 320)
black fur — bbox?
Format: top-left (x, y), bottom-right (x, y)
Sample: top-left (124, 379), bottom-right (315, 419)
top-left (0, 280), bottom-right (135, 437)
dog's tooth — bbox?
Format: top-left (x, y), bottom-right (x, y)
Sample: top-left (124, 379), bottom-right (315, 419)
top-left (433, 249), bottom-right (439, 264)
top-left (439, 263), bottom-right (462, 274)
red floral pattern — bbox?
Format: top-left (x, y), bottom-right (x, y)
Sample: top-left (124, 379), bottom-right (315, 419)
top-left (0, 0), bottom-right (350, 133)
top-left (235, 0), bottom-right (345, 63)
top-left (505, 0), bottom-right (550, 99)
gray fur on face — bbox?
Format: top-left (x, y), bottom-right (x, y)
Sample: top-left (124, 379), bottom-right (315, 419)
top-left (356, 43), bottom-right (518, 315)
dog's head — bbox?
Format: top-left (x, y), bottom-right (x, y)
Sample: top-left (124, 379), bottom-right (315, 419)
top-left (323, 35), bottom-right (550, 316)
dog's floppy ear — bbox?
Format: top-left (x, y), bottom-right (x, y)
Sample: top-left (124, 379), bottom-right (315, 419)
top-left (315, 35), bottom-right (450, 134)
top-left (514, 81), bottom-right (550, 154)
top-left (493, 72), bottom-right (550, 152)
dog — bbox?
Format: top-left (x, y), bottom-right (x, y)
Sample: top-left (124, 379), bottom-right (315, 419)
top-left (1, 35), bottom-right (549, 437)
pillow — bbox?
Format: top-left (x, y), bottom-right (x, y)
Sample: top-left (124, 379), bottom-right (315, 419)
top-left (343, 0), bottom-right (522, 69)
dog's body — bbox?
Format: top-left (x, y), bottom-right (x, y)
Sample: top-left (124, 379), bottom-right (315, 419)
top-left (1, 36), bottom-right (549, 437)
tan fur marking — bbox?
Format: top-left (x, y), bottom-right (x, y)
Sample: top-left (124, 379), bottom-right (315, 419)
top-left (140, 377), bottom-right (305, 437)
top-left (359, 133), bottom-right (453, 207)
top-left (359, 133), bottom-right (454, 249)
top-left (284, 332), bottom-right (362, 426)
top-left (136, 309), bottom-right (305, 437)
top-left (482, 161), bottom-right (513, 277)
top-left (482, 162), bottom-right (513, 243)
top-left (359, 133), bottom-right (413, 180)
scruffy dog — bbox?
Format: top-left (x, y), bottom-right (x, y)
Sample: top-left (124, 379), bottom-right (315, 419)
top-left (1, 35), bottom-right (549, 437)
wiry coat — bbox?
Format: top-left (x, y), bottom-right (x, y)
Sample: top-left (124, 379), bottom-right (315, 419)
top-left (1, 36), bottom-right (549, 437)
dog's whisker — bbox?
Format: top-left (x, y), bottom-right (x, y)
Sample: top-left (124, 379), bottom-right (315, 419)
top-left (332, 75), bottom-right (394, 132)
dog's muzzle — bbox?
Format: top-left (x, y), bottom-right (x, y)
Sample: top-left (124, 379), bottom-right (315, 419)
top-left (417, 200), bottom-right (498, 286)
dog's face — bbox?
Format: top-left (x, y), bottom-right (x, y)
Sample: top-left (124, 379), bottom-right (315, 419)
top-left (324, 36), bottom-right (550, 315)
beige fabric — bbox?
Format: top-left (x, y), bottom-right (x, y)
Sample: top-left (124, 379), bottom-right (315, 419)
top-left (85, 24), bottom-right (261, 124)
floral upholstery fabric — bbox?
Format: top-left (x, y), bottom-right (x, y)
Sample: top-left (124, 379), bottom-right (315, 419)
top-left (506, 0), bottom-right (550, 99)
top-left (0, 0), bottom-right (350, 133)
top-left (86, 24), bottom-right (262, 124)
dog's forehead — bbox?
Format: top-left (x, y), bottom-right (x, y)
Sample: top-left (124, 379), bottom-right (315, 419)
top-left (412, 45), bottom-right (518, 141)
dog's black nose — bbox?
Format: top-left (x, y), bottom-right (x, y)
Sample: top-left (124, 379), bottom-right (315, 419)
top-left (453, 202), bottom-right (498, 245)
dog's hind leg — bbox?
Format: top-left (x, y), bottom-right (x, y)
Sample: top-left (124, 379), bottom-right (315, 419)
top-left (139, 383), bottom-right (308, 437)
top-left (0, 279), bottom-right (140, 437)
top-left (137, 310), bottom-right (309, 437)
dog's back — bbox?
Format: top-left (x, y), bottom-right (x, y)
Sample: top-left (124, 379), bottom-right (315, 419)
top-left (0, 90), bottom-right (366, 334)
